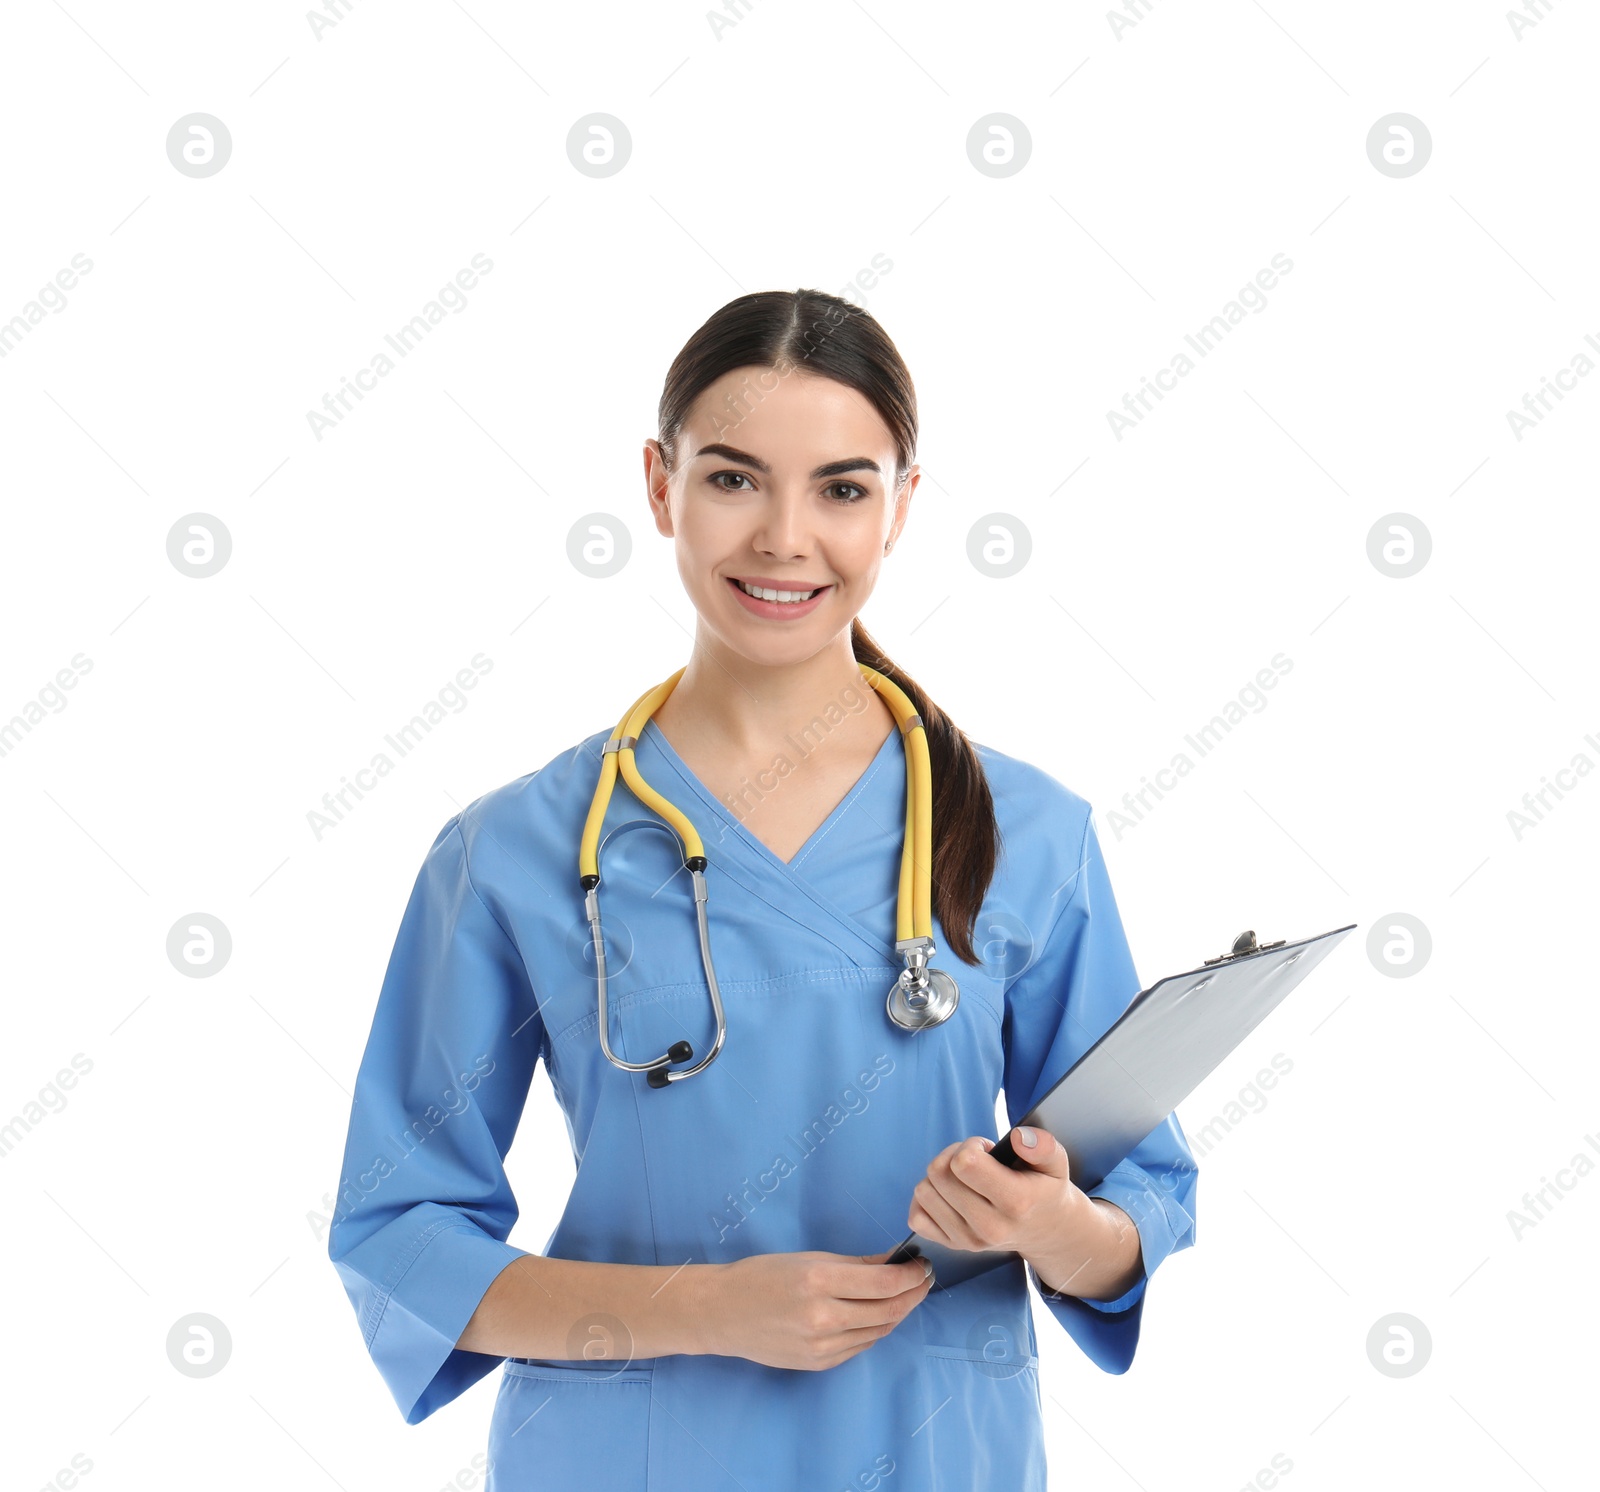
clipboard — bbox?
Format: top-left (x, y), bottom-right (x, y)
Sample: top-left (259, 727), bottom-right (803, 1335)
top-left (884, 922), bottom-right (1358, 1288)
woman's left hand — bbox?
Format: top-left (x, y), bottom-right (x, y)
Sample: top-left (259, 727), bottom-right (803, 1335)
top-left (907, 1126), bottom-right (1139, 1298)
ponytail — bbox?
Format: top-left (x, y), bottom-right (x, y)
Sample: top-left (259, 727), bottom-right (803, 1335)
top-left (852, 618), bottom-right (999, 966)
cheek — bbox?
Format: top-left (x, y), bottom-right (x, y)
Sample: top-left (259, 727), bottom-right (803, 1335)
top-left (830, 521), bottom-right (887, 579)
top-left (672, 507), bottom-right (732, 581)
top-left (675, 497), bottom-right (745, 554)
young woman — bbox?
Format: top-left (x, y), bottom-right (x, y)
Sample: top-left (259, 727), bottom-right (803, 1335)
top-left (328, 289), bottom-right (1198, 1490)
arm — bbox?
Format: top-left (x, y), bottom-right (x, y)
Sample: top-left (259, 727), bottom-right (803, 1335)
top-left (333, 811), bottom-right (933, 1393)
top-left (459, 1250), bottom-right (937, 1372)
top-left (455, 1254), bottom-right (723, 1360)
top-left (328, 811), bottom-right (550, 1423)
top-left (1030, 1195), bottom-right (1144, 1304)
top-left (1000, 806), bottom-right (1198, 1370)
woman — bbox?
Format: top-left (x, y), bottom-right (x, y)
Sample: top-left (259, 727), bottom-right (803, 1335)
top-left (327, 289), bottom-right (1198, 1490)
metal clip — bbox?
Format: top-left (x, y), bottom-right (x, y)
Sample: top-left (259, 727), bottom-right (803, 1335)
top-left (1204, 928), bottom-right (1287, 965)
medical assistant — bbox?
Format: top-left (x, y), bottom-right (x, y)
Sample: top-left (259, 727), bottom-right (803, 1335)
top-left (327, 715), bottom-right (1199, 1491)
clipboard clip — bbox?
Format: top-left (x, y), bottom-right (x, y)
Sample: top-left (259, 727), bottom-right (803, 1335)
top-left (1205, 929), bottom-right (1287, 965)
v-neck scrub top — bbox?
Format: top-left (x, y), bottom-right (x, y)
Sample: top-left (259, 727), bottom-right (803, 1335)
top-left (328, 716), bottom-right (1199, 1491)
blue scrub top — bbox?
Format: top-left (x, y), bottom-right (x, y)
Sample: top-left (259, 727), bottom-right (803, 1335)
top-left (328, 714), bottom-right (1198, 1490)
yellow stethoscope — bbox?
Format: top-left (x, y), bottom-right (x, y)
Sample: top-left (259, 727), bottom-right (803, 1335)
top-left (578, 663), bottom-right (960, 1088)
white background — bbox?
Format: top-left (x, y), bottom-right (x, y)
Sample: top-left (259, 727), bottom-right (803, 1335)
top-left (3, 1), bottom-right (1595, 1488)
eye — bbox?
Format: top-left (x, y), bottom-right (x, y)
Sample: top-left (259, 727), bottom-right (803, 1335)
top-left (709, 470), bottom-right (754, 492)
top-left (826, 482), bottom-right (868, 503)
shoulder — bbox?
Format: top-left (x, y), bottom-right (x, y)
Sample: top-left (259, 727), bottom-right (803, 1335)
top-left (437, 725), bottom-right (614, 882)
top-left (972, 739), bottom-right (1094, 847)
top-left (972, 739), bottom-right (1101, 915)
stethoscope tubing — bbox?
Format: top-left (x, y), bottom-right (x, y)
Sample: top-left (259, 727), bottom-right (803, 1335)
top-left (586, 818), bottom-right (728, 1085)
top-left (579, 664), bottom-right (955, 1087)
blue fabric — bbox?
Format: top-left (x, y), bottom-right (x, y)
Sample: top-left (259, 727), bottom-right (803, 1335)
top-left (328, 715), bottom-right (1198, 1487)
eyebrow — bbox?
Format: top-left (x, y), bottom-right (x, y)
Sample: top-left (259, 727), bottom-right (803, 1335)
top-left (690, 442), bottom-right (883, 480)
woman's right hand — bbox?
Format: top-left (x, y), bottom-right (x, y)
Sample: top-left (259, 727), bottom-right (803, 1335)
top-left (703, 1248), bottom-right (935, 1371)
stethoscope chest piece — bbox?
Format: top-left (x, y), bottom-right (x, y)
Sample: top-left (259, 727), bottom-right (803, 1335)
top-left (887, 965), bottom-right (960, 1030)
top-left (886, 935), bottom-right (959, 1030)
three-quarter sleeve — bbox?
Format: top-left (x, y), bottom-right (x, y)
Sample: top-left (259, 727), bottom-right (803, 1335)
top-left (1002, 807), bottom-right (1198, 1374)
top-left (327, 812), bottom-right (544, 1424)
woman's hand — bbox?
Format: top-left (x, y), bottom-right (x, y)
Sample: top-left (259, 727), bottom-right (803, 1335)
top-left (704, 1248), bottom-right (934, 1371)
top-left (907, 1127), bottom-right (1142, 1301)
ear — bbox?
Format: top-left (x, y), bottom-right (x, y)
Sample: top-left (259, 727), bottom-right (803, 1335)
top-left (889, 462), bottom-right (919, 544)
top-left (643, 440), bottom-right (674, 536)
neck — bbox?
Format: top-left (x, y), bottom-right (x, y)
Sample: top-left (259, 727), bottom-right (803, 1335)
top-left (653, 628), bottom-right (893, 759)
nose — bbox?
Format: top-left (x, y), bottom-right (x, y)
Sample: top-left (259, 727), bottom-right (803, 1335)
top-left (751, 490), bottom-right (815, 560)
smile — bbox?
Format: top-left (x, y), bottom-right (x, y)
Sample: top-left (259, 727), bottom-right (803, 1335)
top-left (733, 579), bottom-right (823, 603)
top-left (725, 577), bottom-right (832, 619)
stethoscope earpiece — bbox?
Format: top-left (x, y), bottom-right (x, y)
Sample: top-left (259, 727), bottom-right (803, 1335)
top-left (646, 1042), bottom-right (695, 1088)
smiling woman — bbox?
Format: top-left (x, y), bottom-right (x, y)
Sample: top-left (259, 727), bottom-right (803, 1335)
top-left (327, 288), bottom-right (1199, 1492)
top-left (644, 292), bottom-right (1001, 950)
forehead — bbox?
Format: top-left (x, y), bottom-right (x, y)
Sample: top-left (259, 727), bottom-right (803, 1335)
top-left (680, 366), bottom-right (895, 461)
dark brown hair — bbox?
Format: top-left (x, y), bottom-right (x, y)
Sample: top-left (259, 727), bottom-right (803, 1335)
top-left (656, 289), bottom-right (1000, 965)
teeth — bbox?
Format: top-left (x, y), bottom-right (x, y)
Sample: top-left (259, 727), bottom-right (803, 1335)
top-left (735, 579), bottom-right (821, 603)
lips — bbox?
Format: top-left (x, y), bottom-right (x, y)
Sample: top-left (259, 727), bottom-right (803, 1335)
top-left (725, 576), bottom-right (832, 618)
top-left (733, 581), bottom-right (820, 601)
top-left (729, 577), bottom-right (828, 596)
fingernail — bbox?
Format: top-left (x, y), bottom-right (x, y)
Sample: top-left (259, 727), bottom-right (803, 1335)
top-left (1018, 1126), bottom-right (1037, 1147)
